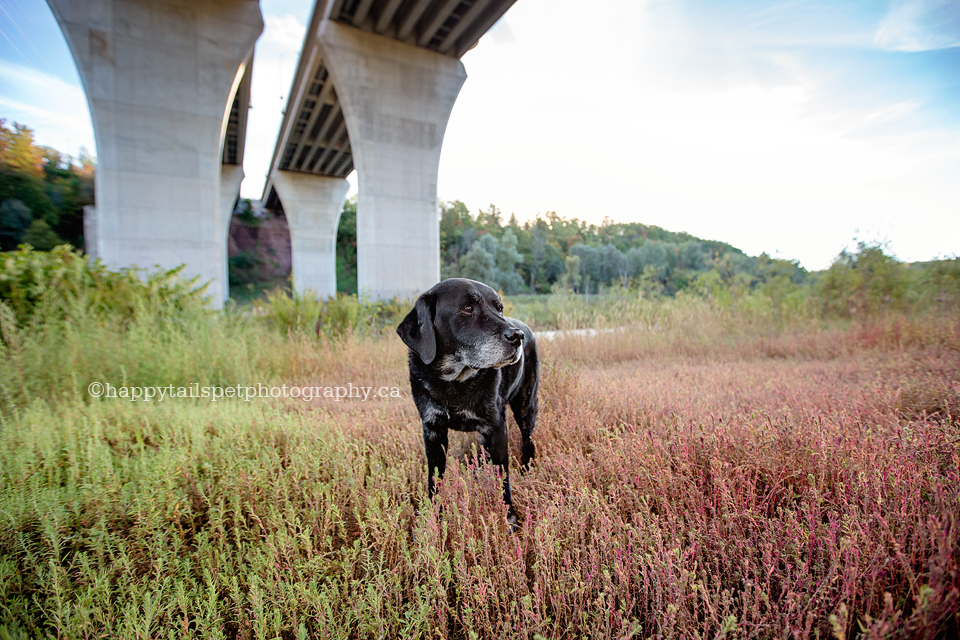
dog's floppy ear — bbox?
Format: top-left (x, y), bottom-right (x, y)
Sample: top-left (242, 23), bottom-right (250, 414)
top-left (397, 293), bottom-right (437, 364)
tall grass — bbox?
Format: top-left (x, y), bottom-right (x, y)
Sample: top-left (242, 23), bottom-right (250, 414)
top-left (1, 251), bottom-right (958, 638)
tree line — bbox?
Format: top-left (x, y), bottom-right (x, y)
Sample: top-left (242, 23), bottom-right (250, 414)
top-left (0, 120), bottom-right (94, 252)
top-left (337, 199), bottom-right (958, 319)
top-left (436, 199), bottom-right (806, 296)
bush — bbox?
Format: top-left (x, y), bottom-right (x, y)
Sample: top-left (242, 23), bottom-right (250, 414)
top-left (0, 245), bottom-right (208, 326)
top-left (0, 247), bottom-right (303, 412)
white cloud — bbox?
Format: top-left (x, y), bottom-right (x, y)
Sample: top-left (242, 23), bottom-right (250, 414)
top-left (263, 13), bottom-right (307, 50)
top-left (874, 0), bottom-right (960, 52)
top-left (0, 60), bottom-right (95, 157)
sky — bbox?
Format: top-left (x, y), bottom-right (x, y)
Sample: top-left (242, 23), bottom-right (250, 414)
top-left (0, 0), bottom-right (958, 270)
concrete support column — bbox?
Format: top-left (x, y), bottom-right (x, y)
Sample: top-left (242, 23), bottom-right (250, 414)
top-left (271, 171), bottom-right (350, 299)
top-left (46, 0), bottom-right (263, 309)
top-left (318, 21), bottom-right (467, 301)
top-left (220, 164), bottom-right (244, 304)
top-left (82, 205), bottom-right (98, 259)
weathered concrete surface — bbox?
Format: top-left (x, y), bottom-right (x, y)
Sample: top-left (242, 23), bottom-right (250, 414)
top-left (219, 163), bottom-right (244, 303)
top-left (82, 205), bottom-right (97, 259)
top-left (318, 21), bottom-right (466, 301)
top-left (271, 171), bottom-right (349, 299)
top-left (46, 0), bottom-right (262, 308)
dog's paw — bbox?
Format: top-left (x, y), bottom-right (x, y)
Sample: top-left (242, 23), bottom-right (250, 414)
top-left (520, 441), bottom-right (536, 473)
top-left (506, 508), bottom-right (520, 534)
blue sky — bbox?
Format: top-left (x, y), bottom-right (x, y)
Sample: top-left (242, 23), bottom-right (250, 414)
top-left (1, 0), bottom-right (958, 269)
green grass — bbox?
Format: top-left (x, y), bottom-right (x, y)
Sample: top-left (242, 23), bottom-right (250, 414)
top-left (228, 278), bottom-right (292, 307)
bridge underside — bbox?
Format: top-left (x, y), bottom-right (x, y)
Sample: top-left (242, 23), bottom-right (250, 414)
top-left (264, 0), bottom-right (515, 301)
top-left (265, 0), bottom-right (515, 209)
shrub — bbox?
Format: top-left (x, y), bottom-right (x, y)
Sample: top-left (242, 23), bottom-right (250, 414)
top-left (0, 245), bottom-right (208, 327)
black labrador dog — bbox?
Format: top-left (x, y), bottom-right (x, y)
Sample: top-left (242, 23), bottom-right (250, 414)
top-left (397, 278), bottom-right (538, 528)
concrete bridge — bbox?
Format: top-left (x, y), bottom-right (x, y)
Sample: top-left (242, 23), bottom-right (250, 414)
top-left (45, 0), bottom-right (517, 307)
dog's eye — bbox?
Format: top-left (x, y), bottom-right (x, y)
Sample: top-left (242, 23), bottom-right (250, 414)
top-left (460, 305), bottom-right (474, 315)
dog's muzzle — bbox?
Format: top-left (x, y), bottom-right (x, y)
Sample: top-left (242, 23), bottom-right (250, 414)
top-left (503, 327), bottom-right (524, 347)
top-left (494, 328), bottom-right (524, 367)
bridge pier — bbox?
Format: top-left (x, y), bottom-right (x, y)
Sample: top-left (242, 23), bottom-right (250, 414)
top-left (46, 0), bottom-right (263, 309)
top-left (271, 171), bottom-right (349, 299)
top-left (318, 21), bottom-right (467, 301)
top-left (220, 164), bottom-right (245, 304)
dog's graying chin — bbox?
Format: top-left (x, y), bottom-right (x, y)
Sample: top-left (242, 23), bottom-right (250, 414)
top-left (439, 345), bottom-right (522, 383)
top-left (445, 337), bottom-right (522, 376)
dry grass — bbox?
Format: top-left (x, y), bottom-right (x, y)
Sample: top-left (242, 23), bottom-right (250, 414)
top-left (1, 315), bottom-right (958, 639)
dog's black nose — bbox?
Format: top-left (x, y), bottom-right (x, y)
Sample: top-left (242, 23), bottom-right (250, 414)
top-left (504, 328), bottom-right (524, 346)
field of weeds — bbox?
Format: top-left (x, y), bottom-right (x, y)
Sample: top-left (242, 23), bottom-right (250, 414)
top-left (1, 301), bottom-right (959, 638)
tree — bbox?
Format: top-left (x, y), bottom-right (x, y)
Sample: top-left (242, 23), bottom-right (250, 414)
top-left (629, 240), bottom-right (669, 275)
top-left (677, 240), bottom-right (708, 272)
top-left (0, 119), bottom-right (95, 250)
top-left (335, 196), bottom-right (357, 294)
top-left (0, 121), bottom-right (44, 176)
top-left (599, 244), bottom-right (630, 287)
top-left (525, 219), bottom-right (547, 292)
top-left (494, 228), bottom-right (526, 294)
top-left (21, 219), bottom-right (63, 251)
top-left (460, 233), bottom-right (498, 287)
top-left (569, 243), bottom-right (599, 293)
top-left (0, 199), bottom-right (32, 249)
top-left (560, 254), bottom-right (582, 292)
top-left (459, 230), bottom-right (527, 293)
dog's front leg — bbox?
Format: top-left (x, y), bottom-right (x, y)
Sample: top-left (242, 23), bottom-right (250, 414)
top-left (481, 422), bottom-right (518, 529)
top-left (423, 422), bottom-right (448, 498)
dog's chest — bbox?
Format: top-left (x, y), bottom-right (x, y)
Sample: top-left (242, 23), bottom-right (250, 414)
top-left (415, 376), bottom-right (500, 432)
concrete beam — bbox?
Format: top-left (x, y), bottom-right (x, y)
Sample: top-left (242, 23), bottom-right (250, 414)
top-left (417, 0), bottom-right (462, 48)
top-left (46, 0), bottom-right (263, 309)
top-left (374, 0), bottom-right (405, 34)
top-left (318, 21), bottom-right (466, 301)
top-left (397, 0), bottom-right (433, 42)
top-left (438, 0), bottom-right (495, 54)
top-left (271, 171), bottom-right (349, 299)
top-left (220, 163), bottom-right (244, 304)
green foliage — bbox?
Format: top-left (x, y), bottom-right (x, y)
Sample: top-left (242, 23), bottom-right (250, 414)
top-left (0, 120), bottom-right (94, 251)
top-left (459, 233), bottom-right (497, 284)
top-left (227, 250), bottom-right (259, 286)
top-left (254, 287), bottom-right (326, 335)
top-left (234, 198), bottom-right (262, 226)
top-left (560, 254), bottom-right (581, 292)
top-left (254, 288), bottom-right (405, 338)
top-left (458, 229), bottom-right (526, 294)
top-left (816, 241), bottom-right (912, 320)
top-left (0, 247), bottom-right (311, 412)
top-left (0, 245), bottom-right (208, 327)
top-left (437, 201), bottom-right (758, 295)
top-left (20, 219), bottom-right (62, 251)
top-left (0, 199), bottom-right (31, 247)
top-left (336, 196), bottom-right (357, 294)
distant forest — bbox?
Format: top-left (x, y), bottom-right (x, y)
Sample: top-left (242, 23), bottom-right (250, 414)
top-left (336, 198), bottom-right (807, 297)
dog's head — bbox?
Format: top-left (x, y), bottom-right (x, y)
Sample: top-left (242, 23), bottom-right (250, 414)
top-left (397, 278), bottom-right (524, 375)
